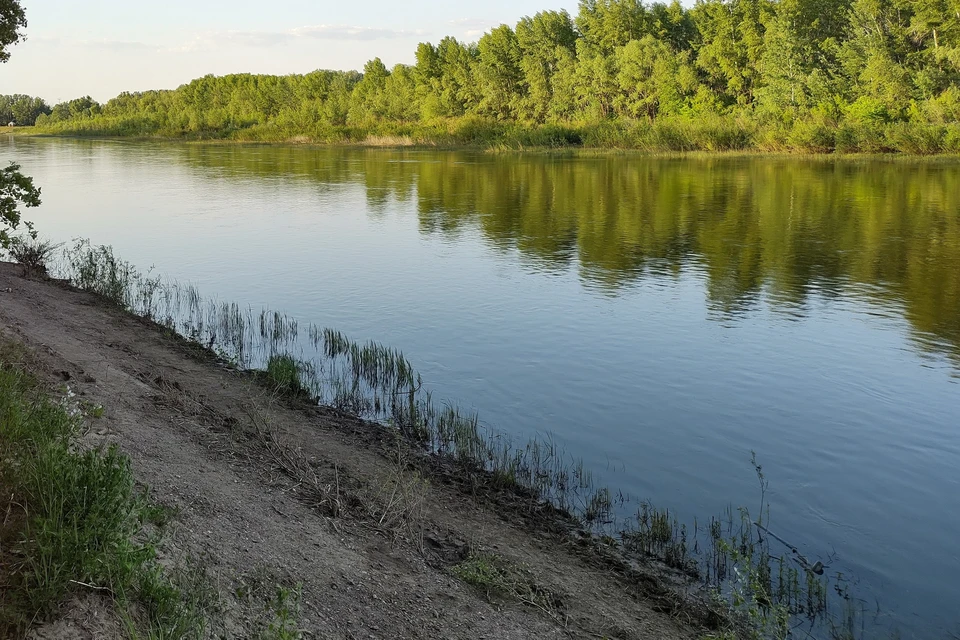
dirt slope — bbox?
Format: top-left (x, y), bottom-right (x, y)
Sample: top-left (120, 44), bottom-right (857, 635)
top-left (0, 262), bottom-right (699, 640)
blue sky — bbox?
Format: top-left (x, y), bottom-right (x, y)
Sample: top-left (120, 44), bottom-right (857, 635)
top-left (3, 0), bottom-right (581, 103)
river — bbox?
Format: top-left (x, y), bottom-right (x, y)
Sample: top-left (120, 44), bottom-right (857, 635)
top-left (5, 136), bottom-right (960, 638)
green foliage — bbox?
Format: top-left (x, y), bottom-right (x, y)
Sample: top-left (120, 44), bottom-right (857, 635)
top-left (6, 236), bottom-right (60, 275)
top-left (261, 586), bottom-right (303, 640)
top-left (25, 0), bottom-right (960, 153)
top-left (0, 162), bottom-right (41, 249)
top-left (452, 550), bottom-right (561, 614)
top-left (264, 354), bottom-right (307, 396)
top-left (0, 0), bottom-right (27, 63)
top-left (64, 239), bottom-right (161, 307)
top-left (0, 94), bottom-right (51, 125)
top-left (0, 351), bottom-right (207, 637)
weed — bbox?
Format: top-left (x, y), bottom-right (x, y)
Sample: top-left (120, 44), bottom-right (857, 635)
top-left (264, 354), bottom-right (308, 396)
top-left (79, 398), bottom-right (105, 419)
top-left (6, 237), bottom-right (61, 276)
top-left (262, 585), bottom-right (303, 640)
top-left (234, 568), bottom-right (304, 640)
top-left (368, 442), bottom-right (430, 544)
top-left (0, 338), bottom-right (208, 638)
top-left (452, 549), bottom-right (564, 620)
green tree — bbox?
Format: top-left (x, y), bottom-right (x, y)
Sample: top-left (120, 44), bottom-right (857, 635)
top-left (2, 0), bottom-right (41, 248)
top-left (838, 0), bottom-right (916, 116)
top-left (349, 58), bottom-right (391, 123)
top-left (0, 94), bottom-right (51, 125)
top-left (382, 64), bottom-right (419, 121)
top-left (649, 1), bottom-right (699, 51)
top-left (754, 0), bottom-right (851, 116)
top-left (547, 46), bottom-right (581, 119)
top-left (615, 36), bottom-right (698, 119)
top-left (577, 0), bottom-right (651, 55)
top-left (476, 25), bottom-right (523, 119)
top-left (0, 163), bottom-right (40, 249)
top-left (438, 37), bottom-right (481, 114)
top-left (692, 0), bottom-right (770, 105)
top-left (573, 41), bottom-right (621, 119)
top-left (0, 0), bottom-right (27, 63)
top-left (515, 10), bottom-right (578, 121)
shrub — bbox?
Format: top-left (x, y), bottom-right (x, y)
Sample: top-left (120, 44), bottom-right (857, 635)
top-left (884, 122), bottom-right (945, 155)
top-left (835, 122), bottom-right (890, 153)
top-left (7, 237), bottom-right (61, 276)
top-left (787, 120), bottom-right (835, 153)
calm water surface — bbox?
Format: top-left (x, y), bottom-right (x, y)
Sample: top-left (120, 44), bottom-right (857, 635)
top-left (6, 137), bottom-right (960, 638)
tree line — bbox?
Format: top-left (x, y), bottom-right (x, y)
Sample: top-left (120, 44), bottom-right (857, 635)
top-left (1, 94), bottom-right (50, 125)
top-left (28, 0), bottom-right (960, 152)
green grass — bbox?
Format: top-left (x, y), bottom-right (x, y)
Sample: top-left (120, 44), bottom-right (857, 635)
top-left (264, 354), bottom-right (308, 396)
top-left (261, 586), bottom-right (303, 640)
top-left (0, 340), bottom-right (207, 638)
top-left (26, 109), bottom-right (960, 155)
top-left (452, 549), bottom-right (562, 617)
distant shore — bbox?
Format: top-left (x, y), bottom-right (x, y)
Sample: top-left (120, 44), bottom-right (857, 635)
top-left (10, 124), bottom-right (960, 157)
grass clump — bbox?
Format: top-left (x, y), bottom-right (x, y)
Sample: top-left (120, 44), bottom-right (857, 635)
top-left (0, 339), bottom-right (207, 638)
top-left (452, 549), bottom-right (563, 618)
top-left (5, 237), bottom-right (61, 277)
top-left (264, 354), bottom-right (308, 396)
top-left (234, 568), bottom-right (304, 640)
top-left (261, 585), bottom-right (303, 640)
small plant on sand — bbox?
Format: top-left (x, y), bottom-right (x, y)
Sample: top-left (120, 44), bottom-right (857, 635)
top-left (452, 548), bottom-right (563, 619)
top-left (262, 585), bottom-right (303, 640)
top-left (264, 354), bottom-right (307, 396)
top-left (6, 237), bottom-right (60, 276)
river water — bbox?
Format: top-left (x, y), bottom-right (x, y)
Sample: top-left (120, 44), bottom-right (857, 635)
top-left (5, 137), bottom-right (960, 638)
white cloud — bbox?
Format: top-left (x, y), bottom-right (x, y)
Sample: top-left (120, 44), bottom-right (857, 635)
top-left (171, 24), bottom-right (427, 53)
top-left (447, 18), bottom-right (500, 41)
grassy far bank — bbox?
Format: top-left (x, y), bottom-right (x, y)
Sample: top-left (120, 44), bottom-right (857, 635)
top-left (14, 115), bottom-right (960, 155)
top-left (0, 338), bottom-right (206, 638)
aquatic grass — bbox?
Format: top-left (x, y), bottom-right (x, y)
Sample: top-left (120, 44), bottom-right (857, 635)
top-left (55, 240), bottom-right (857, 638)
top-left (264, 354), bottom-right (308, 396)
top-left (55, 242), bottom-right (625, 532)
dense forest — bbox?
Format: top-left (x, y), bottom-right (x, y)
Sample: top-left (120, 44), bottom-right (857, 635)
top-left (0, 94), bottom-right (50, 126)
top-left (24, 0), bottom-right (960, 152)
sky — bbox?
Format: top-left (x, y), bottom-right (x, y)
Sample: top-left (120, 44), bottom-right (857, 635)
top-left (2, 0), bottom-right (581, 104)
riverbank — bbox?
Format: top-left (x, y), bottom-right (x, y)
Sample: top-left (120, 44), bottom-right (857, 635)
top-left (13, 116), bottom-right (960, 156)
top-left (0, 260), bottom-right (714, 639)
